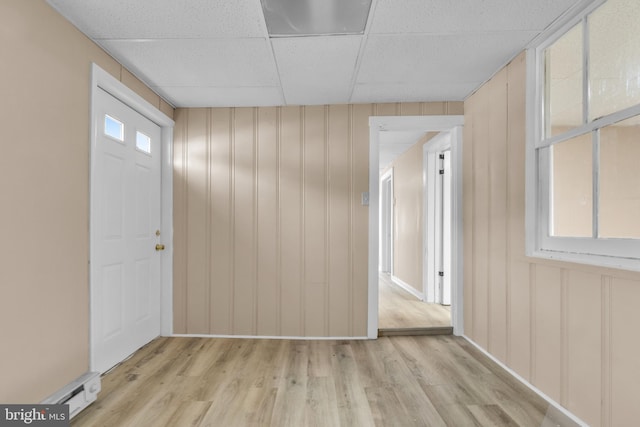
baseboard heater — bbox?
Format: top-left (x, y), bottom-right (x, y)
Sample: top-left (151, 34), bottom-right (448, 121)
top-left (41, 372), bottom-right (101, 419)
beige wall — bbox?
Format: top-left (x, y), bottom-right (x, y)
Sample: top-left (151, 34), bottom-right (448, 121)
top-left (389, 133), bottom-right (438, 293)
top-left (173, 102), bottom-right (462, 336)
top-left (0, 1), bottom-right (173, 403)
top-left (464, 51), bottom-right (640, 426)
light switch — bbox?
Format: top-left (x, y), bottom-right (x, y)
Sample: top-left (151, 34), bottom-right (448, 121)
top-left (361, 192), bottom-right (369, 206)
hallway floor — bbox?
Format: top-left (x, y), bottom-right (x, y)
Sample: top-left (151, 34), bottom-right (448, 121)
top-left (378, 273), bottom-right (451, 329)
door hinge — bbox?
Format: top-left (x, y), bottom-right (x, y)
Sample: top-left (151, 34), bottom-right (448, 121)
top-left (438, 271), bottom-right (444, 277)
top-left (439, 169), bottom-right (444, 174)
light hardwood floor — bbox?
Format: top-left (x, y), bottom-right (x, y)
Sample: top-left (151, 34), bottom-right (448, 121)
top-left (72, 336), bottom-right (578, 427)
top-left (378, 273), bottom-right (451, 330)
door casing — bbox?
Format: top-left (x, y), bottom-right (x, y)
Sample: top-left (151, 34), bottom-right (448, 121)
top-left (368, 116), bottom-right (464, 338)
top-left (423, 134), bottom-right (452, 305)
top-left (89, 64), bottom-right (174, 370)
top-left (379, 169), bottom-right (394, 274)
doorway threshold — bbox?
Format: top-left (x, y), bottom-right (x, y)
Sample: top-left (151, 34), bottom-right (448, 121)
top-left (378, 326), bottom-right (453, 337)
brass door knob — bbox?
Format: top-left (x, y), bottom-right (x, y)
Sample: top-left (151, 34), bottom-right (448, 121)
top-left (155, 244), bottom-right (165, 251)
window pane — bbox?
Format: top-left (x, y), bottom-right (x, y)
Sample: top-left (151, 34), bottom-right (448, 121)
top-left (136, 131), bottom-right (151, 154)
top-left (599, 115), bottom-right (640, 238)
top-left (551, 133), bottom-right (593, 237)
top-left (545, 22), bottom-right (583, 138)
top-left (589, 0), bottom-right (640, 120)
top-left (105, 115), bottom-right (124, 141)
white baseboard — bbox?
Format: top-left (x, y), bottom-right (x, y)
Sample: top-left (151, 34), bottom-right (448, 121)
top-left (462, 336), bottom-right (588, 427)
top-left (390, 274), bottom-right (425, 301)
top-left (171, 334), bottom-right (369, 340)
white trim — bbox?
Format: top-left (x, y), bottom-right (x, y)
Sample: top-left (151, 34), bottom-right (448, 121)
top-left (379, 168), bottom-right (394, 274)
top-left (368, 116), bottom-right (464, 339)
top-left (423, 132), bottom-right (453, 305)
top-left (89, 64), bottom-right (174, 371)
top-left (525, 0), bottom-right (640, 272)
top-left (463, 336), bottom-right (589, 427)
top-left (171, 334), bottom-right (369, 341)
top-left (390, 274), bottom-right (425, 301)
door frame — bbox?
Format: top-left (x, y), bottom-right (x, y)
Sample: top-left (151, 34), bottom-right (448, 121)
top-left (368, 116), bottom-right (464, 338)
top-left (89, 64), bottom-right (174, 369)
top-left (379, 168), bottom-right (394, 275)
top-left (423, 133), bottom-right (452, 305)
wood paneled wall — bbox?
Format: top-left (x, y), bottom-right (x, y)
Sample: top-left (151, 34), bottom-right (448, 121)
top-left (464, 51), bottom-right (640, 426)
top-left (173, 102), bottom-right (463, 337)
top-left (0, 0), bottom-right (173, 403)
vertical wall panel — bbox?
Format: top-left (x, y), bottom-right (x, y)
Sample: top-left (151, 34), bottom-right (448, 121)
top-left (532, 265), bottom-right (563, 402)
top-left (172, 109), bottom-right (188, 333)
top-left (472, 84), bottom-right (490, 348)
top-left (233, 108), bottom-right (256, 335)
top-left (421, 102), bottom-right (446, 115)
top-left (399, 102), bottom-right (422, 116)
top-left (506, 53), bottom-right (530, 378)
top-left (351, 104), bottom-right (374, 336)
top-left (506, 53), bottom-right (527, 259)
top-left (611, 278), bottom-right (640, 427)
top-left (566, 270), bottom-right (601, 426)
top-left (446, 102), bottom-right (465, 115)
top-left (508, 259), bottom-right (531, 379)
top-left (328, 105), bottom-right (351, 336)
top-left (279, 106), bottom-right (303, 336)
top-left (304, 106), bottom-right (327, 335)
top-left (209, 108), bottom-right (233, 334)
top-left (186, 108), bottom-right (210, 333)
top-left (463, 96), bottom-right (475, 337)
top-left (257, 107), bottom-right (279, 335)
top-left (375, 103), bottom-right (400, 116)
top-left (488, 68), bottom-right (509, 362)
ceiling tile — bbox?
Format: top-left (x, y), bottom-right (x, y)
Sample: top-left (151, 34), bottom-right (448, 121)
top-left (272, 35), bottom-right (362, 105)
top-left (47, 0), bottom-right (267, 38)
top-left (155, 86), bottom-right (284, 108)
top-left (356, 33), bottom-right (537, 85)
top-left (99, 39), bottom-right (279, 88)
top-left (370, 0), bottom-right (581, 34)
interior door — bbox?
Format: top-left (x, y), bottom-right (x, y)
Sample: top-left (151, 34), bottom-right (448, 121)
top-left (91, 87), bottom-right (162, 373)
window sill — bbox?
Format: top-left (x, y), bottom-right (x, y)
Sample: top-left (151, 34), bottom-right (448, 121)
top-left (528, 248), bottom-right (640, 273)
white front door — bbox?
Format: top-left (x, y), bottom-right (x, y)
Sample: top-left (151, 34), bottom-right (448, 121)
top-left (91, 87), bottom-right (162, 373)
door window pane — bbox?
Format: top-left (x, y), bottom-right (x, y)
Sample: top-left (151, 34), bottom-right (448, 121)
top-left (105, 115), bottom-right (124, 141)
top-left (599, 115), bottom-right (640, 238)
top-left (136, 131), bottom-right (151, 154)
top-left (545, 22), bottom-right (584, 137)
top-left (589, 0), bottom-right (640, 120)
top-left (551, 133), bottom-right (593, 237)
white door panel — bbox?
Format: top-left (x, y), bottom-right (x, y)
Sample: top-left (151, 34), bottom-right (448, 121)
top-left (92, 88), bottom-right (162, 373)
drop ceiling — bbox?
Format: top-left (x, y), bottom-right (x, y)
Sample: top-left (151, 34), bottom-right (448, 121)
top-left (47, 0), bottom-right (583, 108)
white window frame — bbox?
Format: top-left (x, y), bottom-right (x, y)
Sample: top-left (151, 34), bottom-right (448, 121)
top-left (526, 0), bottom-right (640, 272)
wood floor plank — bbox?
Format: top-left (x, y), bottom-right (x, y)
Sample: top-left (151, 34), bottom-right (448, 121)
top-left (71, 336), bottom-right (579, 427)
top-left (467, 404), bottom-right (519, 427)
top-left (330, 343), bottom-right (377, 427)
top-left (305, 377), bottom-right (340, 427)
